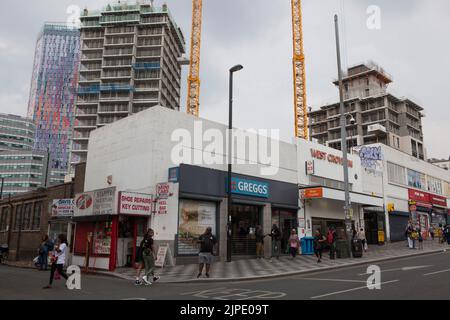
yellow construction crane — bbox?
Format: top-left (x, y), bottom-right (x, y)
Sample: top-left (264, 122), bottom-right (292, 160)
top-left (291, 0), bottom-right (308, 139)
top-left (186, 0), bottom-right (308, 140)
top-left (186, 0), bottom-right (203, 117)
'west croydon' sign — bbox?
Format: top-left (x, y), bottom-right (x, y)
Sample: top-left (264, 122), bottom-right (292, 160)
top-left (231, 177), bottom-right (269, 198)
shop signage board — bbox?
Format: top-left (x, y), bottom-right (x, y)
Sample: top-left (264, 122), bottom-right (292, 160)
top-left (118, 192), bottom-right (153, 216)
top-left (430, 195), bottom-right (447, 207)
top-left (168, 167), bottom-right (180, 183)
top-left (51, 199), bottom-right (75, 217)
top-left (230, 177), bottom-right (269, 198)
top-left (310, 149), bottom-right (353, 168)
top-left (156, 183), bottom-right (170, 199)
top-left (74, 187), bottom-right (116, 217)
top-left (305, 160), bottom-right (315, 175)
top-left (301, 187), bottom-right (323, 199)
top-left (157, 199), bottom-right (168, 215)
top-left (408, 189), bottom-right (430, 203)
top-left (155, 243), bottom-right (174, 268)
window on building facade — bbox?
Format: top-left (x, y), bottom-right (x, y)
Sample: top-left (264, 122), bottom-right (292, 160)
top-left (32, 202), bottom-right (42, 230)
top-left (427, 176), bottom-right (443, 195)
top-left (13, 204), bottom-right (23, 231)
top-left (407, 169), bottom-right (426, 190)
top-left (23, 203), bottom-right (33, 230)
top-left (0, 207), bottom-right (9, 231)
top-left (387, 162), bottom-right (406, 185)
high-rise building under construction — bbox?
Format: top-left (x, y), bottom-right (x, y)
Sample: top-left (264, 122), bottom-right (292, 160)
top-left (72, 1), bottom-right (185, 166)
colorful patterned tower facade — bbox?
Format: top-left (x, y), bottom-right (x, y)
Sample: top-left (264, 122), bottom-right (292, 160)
top-left (27, 23), bottom-right (80, 185)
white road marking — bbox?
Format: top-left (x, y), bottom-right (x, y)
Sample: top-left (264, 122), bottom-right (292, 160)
top-left (423, 269), bottom-right (450, 276)
top-left (310, 280), bottom-right (400, 299)
top-left (295, 277), bottom-right (366, 283)
top-left (180, 287), bottom-right (286, 300)
top-left (358, 265), bottom-right (432, 276)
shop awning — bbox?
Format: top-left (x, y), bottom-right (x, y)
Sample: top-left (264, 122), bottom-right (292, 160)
top-left (301, 187), bottom-right (383, 207)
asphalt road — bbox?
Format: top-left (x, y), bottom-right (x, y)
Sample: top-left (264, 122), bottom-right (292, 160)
top-left (0, 250), bottom-right (449, 300)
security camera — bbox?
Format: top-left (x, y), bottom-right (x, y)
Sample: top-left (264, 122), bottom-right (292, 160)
top-left (349, 117), bottom-right (356, 125)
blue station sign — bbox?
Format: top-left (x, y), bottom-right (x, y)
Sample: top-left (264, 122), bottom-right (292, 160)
top-left (230, 177), bottom-right (269, 198)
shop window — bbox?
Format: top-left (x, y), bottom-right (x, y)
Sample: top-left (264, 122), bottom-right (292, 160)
top-left (178, 200), bottom-right (217, 256)
top-left (93, 221), bottom-right (113, 255)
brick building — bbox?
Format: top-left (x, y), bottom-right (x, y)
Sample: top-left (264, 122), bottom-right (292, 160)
top-left (0, 163), bottom-right (85, 262)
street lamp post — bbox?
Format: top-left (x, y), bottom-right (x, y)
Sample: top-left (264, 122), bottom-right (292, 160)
top-left (334, 15), bottom-right (353, 256)
top-left (227, 64), bottom-right (243, 263)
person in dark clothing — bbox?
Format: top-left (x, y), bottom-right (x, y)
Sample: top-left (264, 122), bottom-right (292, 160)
top-left (313, 230), bottom-right (326, 263)
top-left (140, 228), bottom-right (159, 286)
top-left (268, 224), bottom-right (281, 261)
top-left (197, 227), bottom-right (217, 278)
top-left (327, 227), bottom-right (338, 259)
top-left (445, 225), bottom-right (450, 245)
top-left (38, 235), bottom-right (53, 271)
top-left (43, 234), bottom-right (68, 289)
top-left (255, 225), bottom-right (264, 259)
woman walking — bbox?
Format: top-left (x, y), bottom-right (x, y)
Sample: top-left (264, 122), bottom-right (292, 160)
top-left (288, 229), bottom-right (301, 259)
top-left (140, 228), bottom-right (160, 286)
top-left (313, 230), bottom-right (326, 263)
top-left (43, 234), bottom-right (68, 289)
top-left (357, 228), bottom-right (367, 252)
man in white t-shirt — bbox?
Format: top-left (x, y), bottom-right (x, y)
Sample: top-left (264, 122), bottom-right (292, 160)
top-left (43, 234), bottom-right (69, 289)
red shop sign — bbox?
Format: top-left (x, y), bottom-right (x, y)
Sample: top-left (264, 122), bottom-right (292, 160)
top-left (408, 189), bottom-right (430, 203)
top-left (430, 195), bottom-right (447, 207)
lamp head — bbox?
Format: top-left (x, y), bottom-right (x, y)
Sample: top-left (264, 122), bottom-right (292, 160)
top-left (230, 64), bottom-right (244, 73)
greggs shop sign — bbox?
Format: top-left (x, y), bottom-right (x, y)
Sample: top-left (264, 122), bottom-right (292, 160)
top-left (231, 177), bottom-right (269, 198)
top-left (310, 149), bottom-right (353, 168)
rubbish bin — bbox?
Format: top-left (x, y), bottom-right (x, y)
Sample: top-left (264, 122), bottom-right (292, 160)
top-left (301, 237), bottom-right (314, 255)
top-left (336, 240), bottom-right (350, 259)
top-left (351, 239), bottom-right (363, 258)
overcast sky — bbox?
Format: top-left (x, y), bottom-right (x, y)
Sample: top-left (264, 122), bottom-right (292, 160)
top-left (0, 0), bottom-right (449, 158)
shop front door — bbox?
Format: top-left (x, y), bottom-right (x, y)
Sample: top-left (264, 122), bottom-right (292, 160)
top-left (272, 209), bottom-right (298, 255)
top-left (364, 212), bottom-right (379, 245)
top-left (231, 205), bottom-right (262, 256)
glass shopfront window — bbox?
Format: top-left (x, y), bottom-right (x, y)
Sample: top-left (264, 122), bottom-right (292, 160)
top-left (272, 208), bottom-right (298, 255)
top-left (178, 200), bottom-right (217, 256)
top-left (93, 221), bottom-right (113, 255)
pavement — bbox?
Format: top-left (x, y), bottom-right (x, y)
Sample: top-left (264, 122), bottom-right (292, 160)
top-left (1, 249), bottom-right (449, 300)
top-left (100, 240), bottom-right (448, 283)
top-left (4, 240), bottom-right (448, 284)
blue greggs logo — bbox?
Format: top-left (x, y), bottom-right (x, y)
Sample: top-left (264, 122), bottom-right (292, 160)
top-left (231, 177), bottom-right (269, 198)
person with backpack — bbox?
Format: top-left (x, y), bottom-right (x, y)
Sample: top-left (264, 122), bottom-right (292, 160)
top-left (140, 228), bottom-right (160, 286)
top-left (327, 227), bottom-right (337, 260)
top-left (313, 230), bottom-right (326, 263)
top-left (43, 234), bottom-right (68, 289)
top-left (197, 227), bottom-right (217, 278)
top-left (268, 224), bottom-right (281, 261)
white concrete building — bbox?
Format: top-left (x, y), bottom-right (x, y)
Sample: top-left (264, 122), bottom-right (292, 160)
top-left (355, 144), bottom-right (450, 242)
top-left (71, 106), bottom-right (448, 270)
